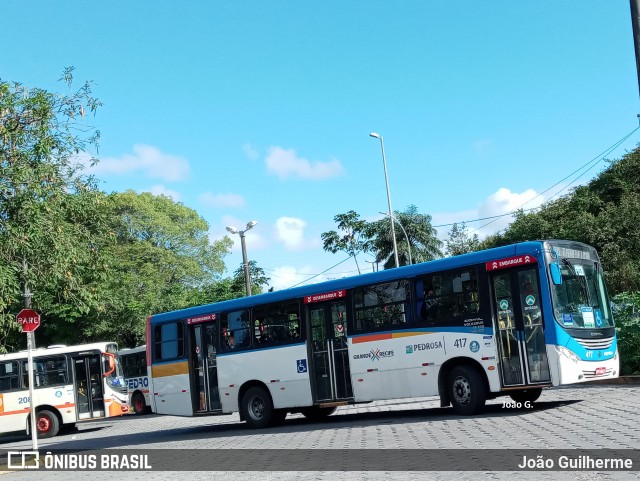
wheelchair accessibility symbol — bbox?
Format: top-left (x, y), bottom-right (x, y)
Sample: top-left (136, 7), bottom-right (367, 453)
top-left (297, 359), bottom-right (308, 373)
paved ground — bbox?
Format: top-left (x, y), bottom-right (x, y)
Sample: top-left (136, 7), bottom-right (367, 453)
top-left (1, 384), bottom-right (639, 480)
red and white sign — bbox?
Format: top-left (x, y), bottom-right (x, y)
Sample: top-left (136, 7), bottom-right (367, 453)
top-left (595, 367), bottom-right (607, 376)
top-left (186, 313), bottom-right (216, 325)
top-left (16, 309), bottom-right (41, 333)
top-left (337, 324), bottom-right (344, 333)
top-left (304, 289), bottom-right (346, 304)
top-left (486, 255), bottom-right (537, 271)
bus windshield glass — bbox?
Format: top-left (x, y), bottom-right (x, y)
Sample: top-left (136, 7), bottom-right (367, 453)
top-left (106, 355), bottom-right (127, 394)
top-left (550, 257), bottom-right (613, 329)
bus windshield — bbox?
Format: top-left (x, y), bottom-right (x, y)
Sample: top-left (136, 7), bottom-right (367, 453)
top-left (106, 354), bottom-right (127, 394)
top-left (550, 258), bottom-right (613, 329)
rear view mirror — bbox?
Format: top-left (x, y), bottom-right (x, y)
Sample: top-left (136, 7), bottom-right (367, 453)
top-left (550, 263), bottom-right (563, 285)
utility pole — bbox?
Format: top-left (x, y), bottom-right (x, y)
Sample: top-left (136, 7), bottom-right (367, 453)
top-left (631, 0), bottom-right (640, 97)
top-left (22, 257), bottom-right (38, 451)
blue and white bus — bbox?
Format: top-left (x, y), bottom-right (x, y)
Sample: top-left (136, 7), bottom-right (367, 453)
top-left (147, 240), bottom-right (618, 428)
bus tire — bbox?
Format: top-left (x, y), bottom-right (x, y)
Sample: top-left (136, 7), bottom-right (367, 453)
top-left (448, 365), bottom-right (486, 416)
top-left (241, 386), bottom-right (274, 429)
top-left (509, 388), bottom-right (542, 404)
top-left (300, 406), bottom-right (337, 420)
top-left (131, 392), bottom-right (148, 415)
top-left (36, 409), bottom-right (60, 438)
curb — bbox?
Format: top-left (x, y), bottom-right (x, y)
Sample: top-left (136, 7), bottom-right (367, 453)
top-left (591, 376), bottom-right (640, 385)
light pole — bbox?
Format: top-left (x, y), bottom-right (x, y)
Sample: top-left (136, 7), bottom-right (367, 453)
top-left (370, 132), bottom-right (399, 268)
top-left (379, 211), bottom-right (412, 265)
top-left (226, 220), bottom-right (257, 296)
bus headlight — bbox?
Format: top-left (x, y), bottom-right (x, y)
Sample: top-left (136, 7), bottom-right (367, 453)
top-left (555, 345), bottom-right (580, 364)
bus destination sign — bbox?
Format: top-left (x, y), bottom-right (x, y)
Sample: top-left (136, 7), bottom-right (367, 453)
top-left (186, 313), bottom-right (216, 325)
top-left (486, 255), bottom-right (537, 271)
top-left (304, 289), bottom-right (346, 304)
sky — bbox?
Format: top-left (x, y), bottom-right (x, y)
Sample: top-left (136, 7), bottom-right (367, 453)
top-left (2, 1), bottom-right (639, 291)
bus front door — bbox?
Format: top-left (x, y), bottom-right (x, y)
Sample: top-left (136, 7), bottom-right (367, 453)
top-left (309, 301), bottom-right (353, 403)
top-left (190, 322), bottom-right (222, 413)
top-left (73, 355), bottom-right (105, 420)
top-left (490, 267), bottom-right (551, 387)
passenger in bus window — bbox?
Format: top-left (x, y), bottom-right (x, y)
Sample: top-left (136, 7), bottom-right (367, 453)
top-left (420, 288), bottom-right (438, 321)
top-left (226, 334), bottom-right (235, 350)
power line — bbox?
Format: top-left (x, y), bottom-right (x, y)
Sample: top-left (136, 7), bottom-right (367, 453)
top-left (286, 257), bottom-right (352, 289)
top-left (461, 125), bottom-right (640, 235)
top-left (271, 126), bottom-right (639, 289)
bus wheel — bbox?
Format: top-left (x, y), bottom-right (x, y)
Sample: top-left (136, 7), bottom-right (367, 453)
top-left (300, 406), bottom-right (337, 420)
top-left (241, 386), bottom-right (274, 429)
top-left (509, 388), bottom-right (542, 404)
top-left (36, 410), bottom-right (60, 438)
top-left (448, 366), bottom-right (486, 416)
top-left (131, 392), bottom-right (148, 415)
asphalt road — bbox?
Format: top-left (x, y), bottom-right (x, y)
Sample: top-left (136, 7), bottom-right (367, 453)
top-left (1, 384), bottom-right (639, 480)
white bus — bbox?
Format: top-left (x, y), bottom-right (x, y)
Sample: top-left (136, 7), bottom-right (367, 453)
top-left (116, 345), bottom-right (151, 415)
top-left (0, 342), bottom-right (129, 438)
top-left (147, 240), bottom-right (619, 428)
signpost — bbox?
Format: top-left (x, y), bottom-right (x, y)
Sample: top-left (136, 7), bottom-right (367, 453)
top-left (16, 309), bottom-right (41, 451)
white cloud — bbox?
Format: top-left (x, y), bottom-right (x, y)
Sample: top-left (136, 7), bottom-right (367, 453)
top-left (88, 144), bottom-right (190, 181)
top-left (145, 185), bottom-right (181, 201)
top-left (242, 143), bottom-right (259, 160)
top-left (199, 192), bottom-right (245, 208)
top-left (275, 217), bottom-right (307, 250)
top-left (265, 147), bottom-right (345, 180)
top-left (267, 265), bottom-right (334, 291)
top-left (433, 187), bottom-right (545, 240)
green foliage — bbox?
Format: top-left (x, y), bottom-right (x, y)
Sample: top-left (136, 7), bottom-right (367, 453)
top-left (87, 190), bottom-right (233, 347)
top-left (366, 205), bottom-right (443, 268)
top-left (321, 210), bottom-right (372, 274)
top-left (446, 222), bottom-right (480, 257)
top-left (231, 260), bottom-right (270, 296)
top-left (0, 68), bottom-right (104, 352)
top-left (612, 292), bottom-right (640, 375)
top-left (480, 147), bottom-right (640, 294)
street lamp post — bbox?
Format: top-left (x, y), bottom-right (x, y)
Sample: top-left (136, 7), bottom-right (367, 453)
top-left (379, 211), bottom-right (412, 265)
top-left (370, 132), bottom-right (399, 268)
top-left (226, 221), bottom-right (257, 296)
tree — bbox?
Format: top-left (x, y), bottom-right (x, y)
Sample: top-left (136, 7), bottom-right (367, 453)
top-left (231, 260), bottom-right (270, 296)
top-left (480, 147), bottom-right (640, 294)
top-left (321, 210), bottom-right (372, 274)
top-left (0, 68), bottom-right (105, 352)
top-left (366, 205), bottom-right (443, 269)
top-left (88, 190), bottom-right (233, 347)
top-left (446, 222), bottom-right (481, 256)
